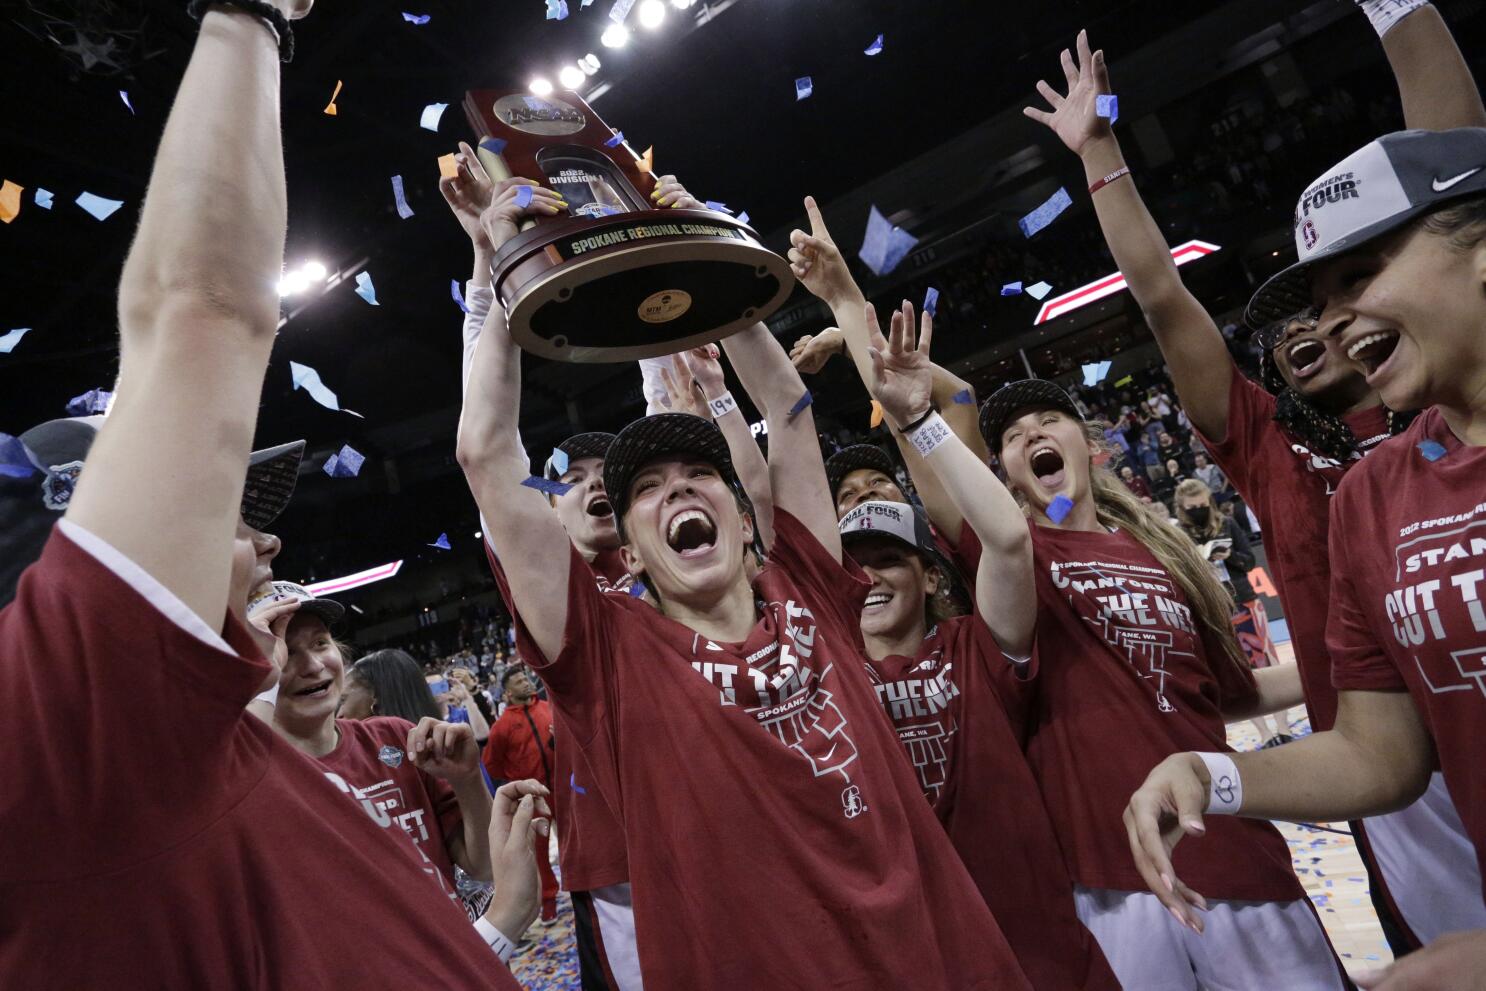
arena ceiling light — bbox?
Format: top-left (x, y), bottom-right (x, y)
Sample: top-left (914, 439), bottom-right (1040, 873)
top-left (670, 0), bottom-right (695, 7)
top-left (304, 559), bottom-right (404, 597)
top-left (578, 53), bottom-right (601, 75)
top-left (638, 0), bottom-right (666, 29)
top-left (277, 259), bottom-right (328, 297)
top-left (600, 23), bottom-right (630, 47)
top-left (1032, 240), bottom-right (1221, 325)
top-left (529, 76), bottom-right (555, 97)
top-left (558, 64), bottom-right (586, 90)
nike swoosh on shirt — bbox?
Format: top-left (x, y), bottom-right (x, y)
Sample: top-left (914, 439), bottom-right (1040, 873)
top-left (1432, 168), bottom-right (1482, 192)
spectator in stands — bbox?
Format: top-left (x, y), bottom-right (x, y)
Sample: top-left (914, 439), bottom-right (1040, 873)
top-left (1118, 465), bottom-right (1153, 501)
top-left (1134, 433), bottom-right (1161, 479)
top-left (1156, 431), bottom-right (1189, 474)
top-left (1193, 451), bottom-right (1228, 495)
top-left (482, 667), bottom-right (560, 921)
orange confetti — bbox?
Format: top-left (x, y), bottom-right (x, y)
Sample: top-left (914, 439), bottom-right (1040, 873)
top-left (437, 153), bottom-right (459, 179)
top-left (869, 400), bottom-right (884, 429)
top-left (0, 180), bottom-right (21, 224)
top-left (636, 145), bottom-right (654, 174)
top-left (323, 79), bottom-right (343, 116)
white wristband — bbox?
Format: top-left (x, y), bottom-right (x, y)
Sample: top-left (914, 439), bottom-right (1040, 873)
top-left (906, 412), bottom-right (953, 458)
top-left (708, 391), bottom-right (738, 419)
top-left (473, 916), bottom-right (517, 964)
top-left (1355, 0), bottom-right (1429, 38)
top-left (1195, 752), bottom-right (1243, 815)
top-left (251, 681), bottom-right (280, 708)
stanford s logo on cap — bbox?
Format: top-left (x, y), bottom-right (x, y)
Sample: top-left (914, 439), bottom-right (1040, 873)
top-left (1301, 219), bottom-right (1318, 250)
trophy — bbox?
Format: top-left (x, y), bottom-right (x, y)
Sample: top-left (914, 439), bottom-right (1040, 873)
top-left (463, 89), bottom-right (794, 363)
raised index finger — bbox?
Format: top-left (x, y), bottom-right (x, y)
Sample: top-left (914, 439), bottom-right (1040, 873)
top-left (803, 195), bottom-right (830, 240)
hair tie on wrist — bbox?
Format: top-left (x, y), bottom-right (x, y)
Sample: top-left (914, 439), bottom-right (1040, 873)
top-left (186, 0), bottom-right (295, 62)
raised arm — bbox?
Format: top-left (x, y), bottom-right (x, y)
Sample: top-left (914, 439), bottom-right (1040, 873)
top-left (455, 213), bottom-right (576, 663)
top-left (721, 324), bottom-right (838, 558)
top-left (1368, 1), bottom-right (1486, 131)
top-left (786, 197), bottom-right (989, 540)
top-left (64, 2), bottom-right (308, 629)
top-left (866, 301), bottom-right (1035, 656)
top-left (1025, 32), bottom-right (1233, 442)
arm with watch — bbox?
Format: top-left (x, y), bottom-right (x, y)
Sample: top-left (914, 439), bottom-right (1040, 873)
top-left (864, 300), bottom-right (1035, 659)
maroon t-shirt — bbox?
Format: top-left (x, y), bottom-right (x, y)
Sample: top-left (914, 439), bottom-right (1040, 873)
top-left (316, 716), bottom-right (464, 895)
top-left (501, 510), bottom-right (1031, 989)
top-left (866, 617), bottom-right (1118, 990)
top-left (1199, 372), bottom-right (1391, 730)
top-left (1329, 409), bottom-right (1486, 890)
top-left (486, 539), bottom-right (631, 892)
top-left (959, 522), bottom-right (1305, 901)
top-left (0, 525), bottom-right (518, 988)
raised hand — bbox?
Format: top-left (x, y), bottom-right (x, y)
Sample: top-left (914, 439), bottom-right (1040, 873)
top-left (439, 141), bottom-right (498, 251)
top-left (660, 354), bottom-right (708, 419)
top-left (477, 178), bottom-right (569, 255)
top-left (788, 196), bottom-right (860, 308)
top-left (866, 300), bottom-right (934, 428)
top-left (407, 716), bottom-right (483, 785)
top-left (650, 174), bottom-right (703, 211)
top-left (680, 344), bottom-right (726, 396)
top-left (789, 328), bottom-right (845, 375)
top-left (1121, 752), bottom-right (1213, 933)
top-left (1023, 29), bottom-right (1113, 158)
top-left (481, 779), bottom-right (553, 942)
top-left (246, 596), bottom-right (300, 678)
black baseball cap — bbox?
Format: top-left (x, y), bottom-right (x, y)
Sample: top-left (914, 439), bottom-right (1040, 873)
top-left (978, 379), bottom-right (1083, 453)
top-left (825, 445), bottom-right (897, 501)
top-left (602, 413), bottom-right (736, 523)
top-left (0, 416), bottom-right (305, 606)
top-left (543, 431), bottom-right (617, 482)
top-left (1247, 128), bottom-right (1486, 326)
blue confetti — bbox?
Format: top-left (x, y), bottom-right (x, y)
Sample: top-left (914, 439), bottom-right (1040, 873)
top-left (704, 200), bottom-right (730, 213)
top-left (75, 192), bottom-right (124, 221)
top-left (1418, 440), bottom-right (1447, 462)
top-left (857, 204), bottom-right (919, 277)
top-left (66, 387), bottom-right (113, 416)
top-left (0, 433), bottom-right (39, 479)
top-left (736, 210), bottom-right (751, 226)
top-left (570, 772), bottom-right (587, 795)
top-left (788, 390), bottom-right (813, 419)
top-left (610, 0), bottom-right (636, 22)
top-left (1046, 493), bottom-right (1075, 524)
top-left (1081, 360), bottom-right (1112, 387)
top-left (1096, 94), bottom-right (1119, 123)
top-left (1000, 281), bottom-right (1023, 296)
top-left (795, 76), bottom-right (813, 101)
top-left (951, 389), bottom-right (973, 405)
top-left (0, 327), bottom-right (31, 353)
top-left (1026, 280), bottom-right (1053, 300)
top-left (628, 580), bottom-right (648, 598)
top-left (1018, 187), bottom-right (1072, 239)
top-left (546, 0), bottom-right (569, 19)
top-left (523, 475), bottom-right (575, 496)
top-left (865, 33), bottom-right (884, 56)
top-left (391, 174), bottom-right (414, 219)
top-left (479, 136), bottom-right (508, 156)
top-left (451, 280), bottom-right (468, 313)
top-left (923, 286), bottom-right (940, 317)
top-left (402, 12), bottom-right (431, 23)
top-left (324, 443), bottom-right (365, 478)
top-left (430, 532), bottom-right (452, 550)
top-left (514, 184), bottom-right (534, 209)
top-left (290, 361), bottom-right (364, 418)
top-left (604, 131), bottom-right (625, 148)
top-left (120, 91), bottom-right (135, 115)
top-left (549, 447), bottom-right (570, 475)
top-left (354, 270), bottom-right (379, 306)
top-left (34, 188), bottom-right (53, 210)
top-left (420, 102), bottom-right (448, 132)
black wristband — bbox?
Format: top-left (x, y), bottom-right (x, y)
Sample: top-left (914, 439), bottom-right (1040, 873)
top-left (187, 0), bottom-right (295, 63)
top-left (897, 406), bottom-right (936, 434)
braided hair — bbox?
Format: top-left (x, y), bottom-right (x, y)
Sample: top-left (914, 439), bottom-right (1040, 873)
top-left (1258, 339), bottom-right (1413, 462)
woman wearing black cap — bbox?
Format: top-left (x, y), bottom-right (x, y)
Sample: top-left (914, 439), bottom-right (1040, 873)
top-left (457, 260), bottom-right (1032, 986)
top-left (1127, 127), bottom-right (1486, 988)
top-left (1031, 25), bottom-right (1486, 949)
top-left (864, 301), bottom-right (1343, 986)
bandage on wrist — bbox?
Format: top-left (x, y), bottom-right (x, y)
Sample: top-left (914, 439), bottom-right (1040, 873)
top-left (1195, 752), bottom-right (1243, 815)
top-left (906, 412), bottom-right (953, 458)
top-left (1356, 0), bottom-right (1430, 38)
top-left (1088, 166), bottom-right (1131, 196)
top-left (707, 391), bottom-right (738, 419)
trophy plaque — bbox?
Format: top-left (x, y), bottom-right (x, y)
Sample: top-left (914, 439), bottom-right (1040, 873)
top-left (463, 89), bottom-right (794, 363)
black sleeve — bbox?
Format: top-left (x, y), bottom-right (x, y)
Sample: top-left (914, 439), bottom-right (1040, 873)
top-left (1224, 517), bottom-right (1256, 572)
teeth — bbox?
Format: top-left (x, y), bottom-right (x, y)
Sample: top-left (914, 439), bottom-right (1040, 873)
top-left (1347, 332), bottom-right (1394, 360)
top-left (864, 592), bottom-right (891, 607)
top-left (669, 509), bottom-right (706, 544)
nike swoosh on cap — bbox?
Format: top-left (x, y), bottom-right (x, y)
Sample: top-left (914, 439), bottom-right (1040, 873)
top-left (1432, 167), bottom-right (1483, 192)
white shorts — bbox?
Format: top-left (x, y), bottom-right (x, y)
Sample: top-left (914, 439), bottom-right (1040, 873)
top-left (591, 883), bottom-right (644, 991)
top-left (1073, 885), bottom-right (1347, 991)
top-left (1363, 771), bottom-right (1486, 944)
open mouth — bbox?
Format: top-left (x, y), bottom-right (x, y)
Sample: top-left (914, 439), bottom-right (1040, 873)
top-left (1346, 330), bottom-right (1401, 379)
top-left (586, 496), bottom-right (613, 519)
top-left (1286, 338), bottom-right (1326, 379)
top-left (666, 508), bottom-right (718, 558)
top-left (1029, 445), bottom-right (1066, 491)
top-left (863, 590), bottom-right (893, 612)
top-left (294, 679), bottom-right (333, 699)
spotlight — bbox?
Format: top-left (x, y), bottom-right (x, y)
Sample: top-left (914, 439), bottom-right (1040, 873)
top-left (302, 260), bottom-right (327, 281)
top-left (600, 23), bottom-right (630, 47)
top-left (559, 64), bottom-right (586, 90)
top-left (579, 53), bottom-right (601, 75)
top-left (278, 270), bottom-right (310, 297)
top-left (671, 0), bottom-right (694, 7)
top-left (638, 0), bottom-right (665, 29)
top-left (529, 77), bottom-right (554, 97)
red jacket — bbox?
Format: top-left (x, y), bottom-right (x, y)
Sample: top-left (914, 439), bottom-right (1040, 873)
top-left (481, 699), bottom-right (556, 789)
